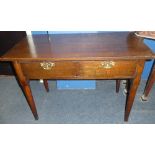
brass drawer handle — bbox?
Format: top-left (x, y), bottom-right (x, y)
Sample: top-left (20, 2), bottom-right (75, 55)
top-left (40, 62), bottom-right (55, 70)
top-left (101, 61), bottom-right (115, 69)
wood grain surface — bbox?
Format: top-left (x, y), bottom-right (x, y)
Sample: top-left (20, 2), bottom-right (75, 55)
top-left (1, 32), bottom-right (153, 61)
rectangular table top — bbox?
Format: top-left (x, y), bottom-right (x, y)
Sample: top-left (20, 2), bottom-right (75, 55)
top-left (1, 32), bottom-right (153, 61)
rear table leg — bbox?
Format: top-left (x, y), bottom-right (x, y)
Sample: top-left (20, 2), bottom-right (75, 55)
top-left (141, 61), bottom-right (155, 102)
top-left (43, 80), bottom-right (49, 92)
top-left (116, 80), bottom-right (121, 93)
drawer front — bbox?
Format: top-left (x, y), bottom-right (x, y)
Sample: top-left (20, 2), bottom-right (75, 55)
top-left (78, 61), bottom-right (137, 79)
top-left (20, 60), bottom-right (137, 79)
top-left (21, 61), bottom-right (77, 79)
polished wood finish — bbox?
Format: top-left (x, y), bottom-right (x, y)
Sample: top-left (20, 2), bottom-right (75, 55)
top-left (13, 61), bottom-right (39, 120)
top-left (77, 60), bottom-right (137, 79)
top-left (141, 60), bottom-right (155, 101)
top-left (125, 61), bottom-right (145, 121)
top-left (1, 32), bottom-right (153, 121)
top-left (20, 61), bottom-right (77, 79)
top-left (20, 60), bottom-right (137, 79)
top-left (2, 32), bottom-right (152, 61)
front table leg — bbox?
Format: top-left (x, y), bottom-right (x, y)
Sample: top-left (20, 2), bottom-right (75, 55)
top-left (13, 61), bottom-right (39, 120)
top-left (125, 61), bottom-right (145, 121)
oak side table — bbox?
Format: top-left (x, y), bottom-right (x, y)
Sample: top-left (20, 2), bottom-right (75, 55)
top-left (1, 32), bottom-right (153, 121)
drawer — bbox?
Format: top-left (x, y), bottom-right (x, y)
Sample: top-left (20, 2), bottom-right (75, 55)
top-left (20, 60), bottom-right (137, 79)
top-left (77, 61), bottom-right (137, 79)
top-left (20, 61), bottom-right (78, 79)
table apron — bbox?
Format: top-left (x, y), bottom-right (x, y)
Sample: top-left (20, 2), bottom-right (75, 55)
top-left (19, 60), bottom-right (139, 79)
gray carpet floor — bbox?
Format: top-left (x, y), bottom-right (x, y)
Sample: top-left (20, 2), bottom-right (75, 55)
top-left (0, 76), bottom-right (155, 124)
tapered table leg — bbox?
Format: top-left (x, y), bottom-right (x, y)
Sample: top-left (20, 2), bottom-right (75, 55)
top-left (43, 80), bottom-right (49, 92)
top-left (124, 61), bottom-right (145, 121)
top-left (123, 79), bottom-right (131, 95)
top-left (13, 61), bottom-right (39, 120)
top-left (141, 61), bottom-right (155, 101)
top-left (116, 80), bottom-right (121, 93)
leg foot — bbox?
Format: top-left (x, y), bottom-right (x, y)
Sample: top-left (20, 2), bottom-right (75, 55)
top-left (34, 114), bottom-right (39, 120)
top-left (140, 94), bottom-right (148, 102)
